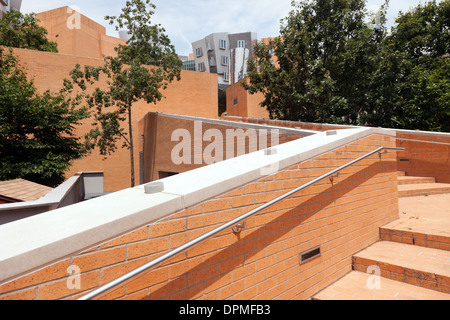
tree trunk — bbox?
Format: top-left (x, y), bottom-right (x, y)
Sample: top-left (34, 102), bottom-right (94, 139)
top-left (128, 104), bottom-right (135, 187)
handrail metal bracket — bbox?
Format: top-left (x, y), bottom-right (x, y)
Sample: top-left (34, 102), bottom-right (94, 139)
top-left (78, 146), bottom-right (405, 300)
top-left (232, 222), bottom-right (246, 234)
top-left (329, 172), bottom-right (340, 184)
top-left (378, 150), bottom-right (388, 157)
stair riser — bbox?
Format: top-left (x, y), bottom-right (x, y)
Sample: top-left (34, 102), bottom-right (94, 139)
top-left (353, 257), bottom-right (450, 294)
top-left (399, 189), bottom-right (450, 197)
top-left (380, 228), bottom-right (450, 251)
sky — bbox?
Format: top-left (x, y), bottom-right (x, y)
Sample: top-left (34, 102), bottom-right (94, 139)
top-left (20, 0), bottom-right (441, 56)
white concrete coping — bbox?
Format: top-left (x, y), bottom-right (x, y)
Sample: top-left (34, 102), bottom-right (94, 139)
top-left (0, 174), bottom-right (82, 212)
top-left (0, 126), bottom-right (395, 284)
top-left (392, 128), bottom-right (450, 138)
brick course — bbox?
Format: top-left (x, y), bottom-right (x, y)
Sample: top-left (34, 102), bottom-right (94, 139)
top-left (0, 134), bottom-right (399, 300)
top-left (9, 47), bottom-right (219, 192)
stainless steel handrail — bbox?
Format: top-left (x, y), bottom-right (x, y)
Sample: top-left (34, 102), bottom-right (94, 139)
top-left (78, 146), bottom-right (404, 300)
top-left (397, 138), bottom-right (450, 146)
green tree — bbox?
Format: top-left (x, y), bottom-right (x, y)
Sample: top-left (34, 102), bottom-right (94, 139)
top-left (386, 0), bottom-right (450, 132)
top-left (0, 10), bottom-right (58, 52)
top-left (244, 0), bottom-right (388, 125)
top-left (0, 48), bottom-right (89, 187)
top-left (244, 0), bottom-right (449, 132)
top-left (68, 0), bottom-right (182, 187)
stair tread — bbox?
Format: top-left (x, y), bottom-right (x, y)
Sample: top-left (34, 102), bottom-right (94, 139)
top-left (313, 271), bottom-right (450, 300)
top-left (381, 193), bottom-right (450, 245)
top-left (398, 176), bottom-right (435, 179)
top-left (397, 176), bottom-right (436, 184)
top-left (398, 183), bottom-right (450, 191)
top-left (398, 183), bottom-right (450, 197)
top-left (353, 241), bottom-right (450, 277)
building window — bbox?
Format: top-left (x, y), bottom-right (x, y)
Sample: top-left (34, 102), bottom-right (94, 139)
top-left (182, 60), bottom-right (196, 71)
top-left (233, 98), bottom-right (238, 105)
top-left (223, 71), bottom-right (229, 82)
top-left (221, 55), bottom-right (228, 66)
top-left (209, 56), bottom-right (216, 66)
top-left (159, 171), bottom-right (179, 179)
top-left (237, 40), bottom-right (245, 48)
top-left (198, 62), bottom-right (205, 72)
top-left (195, 47), bottom-right (203, 57)
top-left (219, 39), bottom-right (227, 50)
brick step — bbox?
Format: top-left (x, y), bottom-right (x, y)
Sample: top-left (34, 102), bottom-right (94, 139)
top-left (398, 183), bottom-right (450, 197)
top-left (312, 271), bottom-right (450, 300)
top-left (397, 176), bottom-right (436, 185)
top-left (380, 193), bottom-right (450, 251)
top-left (397, 171), bottom-right (406, 176)
top-left (352, 241), bottom-right (450, 294)
top-left (380, 227), bottom-right (450, 251)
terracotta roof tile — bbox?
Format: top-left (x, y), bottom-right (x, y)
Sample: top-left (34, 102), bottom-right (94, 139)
top-left (0, 179), bottom-right (53, 202)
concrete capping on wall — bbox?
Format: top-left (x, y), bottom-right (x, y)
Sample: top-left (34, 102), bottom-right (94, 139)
top-left (152, 112), bottom-right (319, 137)
top-left (393, 128), bottom-right (450, 139)
top-left (0, 126), bottom-right (394, 284)
top-left (0, 172), bottom-right (104, 226)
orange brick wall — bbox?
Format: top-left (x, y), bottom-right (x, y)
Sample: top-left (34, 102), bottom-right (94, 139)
top-left (140, 113), bottom-right (301, 182)
top-left (226, 81), bottom-right (270, 119)
top-left (396, 132), bottom-right (450, 183)
top-left (36, 7), bottom-right (126, 59)
top-left (11, 47), bottom-right (219, 192)
top-left (225, 117), bottom-right (450, 183)
top-left (0, 133), bottom-right (399, 300)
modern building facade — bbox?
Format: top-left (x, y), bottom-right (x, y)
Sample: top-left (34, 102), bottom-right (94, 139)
top-left (179, 54), bottom-right (196, 71)
top-left (0, 0), bottom-right (22, 18)
top-left (229, 32), bottom-right (258, 84)
top-left (192, 32), bottom-right (257, 88)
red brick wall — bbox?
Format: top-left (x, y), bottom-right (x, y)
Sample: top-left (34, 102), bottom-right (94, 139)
top-left (0, 133), bottom-right (398, 300)
top-left (396, 131), bottom-right (450, 183)
top-left (226, 82), bottom-right (270, 119)
top-left (226, 117), bottom-right (450, 183)
top-left (10, 47), bottom-right (219, 192)
top-left (36, 7), bottom-right (126, 59)
top-left (140, 113), bottom-right (301, 183)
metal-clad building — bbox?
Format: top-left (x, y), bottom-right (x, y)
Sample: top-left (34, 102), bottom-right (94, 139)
top-left (192, 32), bottom-right (257, 87)
top-left (0, 0), bottom-right (22, 18)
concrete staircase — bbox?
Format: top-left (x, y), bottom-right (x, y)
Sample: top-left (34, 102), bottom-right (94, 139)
top-left (313, 172), bottom-right (450, 300)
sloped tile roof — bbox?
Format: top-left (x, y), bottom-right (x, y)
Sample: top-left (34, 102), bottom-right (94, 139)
top-left (0, 179), bottom-right (53, 202)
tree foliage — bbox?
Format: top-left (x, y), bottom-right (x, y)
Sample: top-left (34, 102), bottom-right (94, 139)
top-left (386, 0), bottom-right (450, 131)
top-left (0, 10), bottom-right (58, 52)
top-left (68, 0), bottom-right (182, 187)
top-left (0, 48), bottom-right (89, 187)
top-left (244, 0), bottom-right (449, 132)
